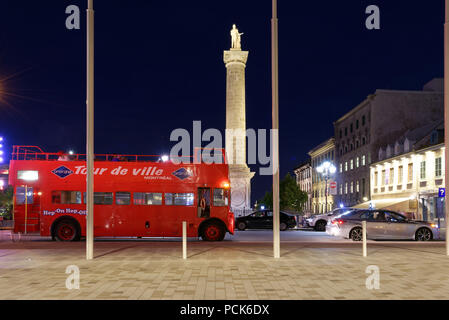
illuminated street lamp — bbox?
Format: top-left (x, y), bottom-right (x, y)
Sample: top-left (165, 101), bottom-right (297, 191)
top-left (316, 161), bottom-right (336, 213)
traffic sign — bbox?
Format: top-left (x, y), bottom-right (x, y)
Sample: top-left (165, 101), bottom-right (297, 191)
top-left (329, 181), bottom-right (337, 195)
top-left (439, 188), bottom-right (445, 198)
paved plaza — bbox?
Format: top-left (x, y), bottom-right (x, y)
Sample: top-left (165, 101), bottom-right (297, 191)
top-left (1, 230), bottom-right (449, 300)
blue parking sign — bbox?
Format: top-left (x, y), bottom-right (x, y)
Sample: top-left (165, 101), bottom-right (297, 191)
top-left (439, 188), bottom-right (445, 198)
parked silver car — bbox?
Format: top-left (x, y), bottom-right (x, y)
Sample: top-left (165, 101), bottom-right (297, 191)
top-left (326, 209), bottom-right (440, 241)
top-left (306, 207), bottom-right (353, 231)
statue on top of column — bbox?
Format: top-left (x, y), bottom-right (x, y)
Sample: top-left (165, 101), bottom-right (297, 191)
top-left (230, 24), bottom-right (244, 50)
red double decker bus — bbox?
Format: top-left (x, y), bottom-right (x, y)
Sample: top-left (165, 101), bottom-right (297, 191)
top-left (8, 146), bottom-right (234, 241)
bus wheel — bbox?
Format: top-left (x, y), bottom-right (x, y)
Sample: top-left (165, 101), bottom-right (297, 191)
top-left (55, 220), bottom-right (79, 242)
top-left (201, 222), bottom-right (225, 241)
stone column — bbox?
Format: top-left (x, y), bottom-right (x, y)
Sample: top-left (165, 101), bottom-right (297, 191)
top-left (224, 46), bottom-right (254, 213)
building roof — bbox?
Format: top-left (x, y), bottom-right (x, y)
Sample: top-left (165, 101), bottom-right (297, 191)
top-left (307, 137), bottom-right (335, 157)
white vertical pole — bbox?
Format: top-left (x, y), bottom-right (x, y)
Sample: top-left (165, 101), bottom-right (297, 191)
top-left (362, 221), bottom-right (367, 257)
top-left (272, 0), bottom-right (280, 259)
top-left (24, 185), bottom-right (28, 235)
top-left (182, 221), bottom-right (187, 259)
top-left (445, 0), bottom-right (449, 256)
top-left (86, 0), bottom-right (95, 260)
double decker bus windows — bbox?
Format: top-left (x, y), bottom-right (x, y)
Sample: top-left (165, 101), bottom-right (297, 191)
top-left (116, 192), bottom-right (131, 205)
top-left (165, 193), bottom-right (194, 206)
top-left (213, 188), bottom-right (228, 207)
top-left (16, 186), bottom-right (34, 205)
top-left (83, 192), bottom-right (113, 205)
top-left (134, 192), bottom-right (162, 205)
top-left (52, 191), bottom-right (82, 204)
top-left (17, 170), bottom-right (38, 181)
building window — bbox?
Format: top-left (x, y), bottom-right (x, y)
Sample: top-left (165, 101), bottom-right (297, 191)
top-left (398, 166), bottom-right (403, 184)
top-left (362, 136), bottom-right (366, 145)
top-left (345, 162), bottom-right (348, 171)
top-left (356, 157), bottom-right (359, 168)
top-left (350, 123), bottom-right (353, 133)
top-left (339, 163), bottom-right (343, 173)
top-left (382, 170), bottom-right (386, 186)
top-left (362, 155), bottom-right (366, 166)
top-left (339, 129), bottom-right (342, 138)
top-left (339, 184), bottom-right (343, 195)
top-left (345, 127), bottom-right (348, 136)
top-left (350, 159), bottom-right (353, 170)
top-left (420, 161), bottom-right (426, 180)
top-left (362, 115), bottom-right (366, 126)
top-left (389, 168), bottom-right (394, 185)
top-left (356, 119), bottom-right (359, 129)
top-left (356, 181), bottom-right (360, 193)
top-left (408, 163), bottom-right (413, 182)
top-left (436, 157), bottom-right (442, 177)
top-left (350, 181), bottom-right (354, 193)
top-left (345, 182), bottom-right (348, 194)
top-left (374, 172), bottom-right (378, 187)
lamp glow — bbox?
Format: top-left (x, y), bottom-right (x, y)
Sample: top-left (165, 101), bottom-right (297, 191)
top-left (161, 155), bottom-right (169, 162)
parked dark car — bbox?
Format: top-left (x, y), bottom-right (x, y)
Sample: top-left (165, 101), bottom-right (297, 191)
top-left (235, 209), bottom-right (297, 231)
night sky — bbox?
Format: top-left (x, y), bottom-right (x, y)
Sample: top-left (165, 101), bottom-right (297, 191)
top-left (0, 0), bottom-right (444, 204)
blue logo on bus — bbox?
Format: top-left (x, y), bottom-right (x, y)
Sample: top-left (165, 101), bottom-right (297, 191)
top-left (52, 166), bottom-right (74, 179)
top-left (172, 167), bottom-right (192, 180)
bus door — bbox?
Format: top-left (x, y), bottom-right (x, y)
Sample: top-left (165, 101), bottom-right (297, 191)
top-left (14, 186), bottom-right (41, 233)
top-left (197, 187), bottom-right (211, 219)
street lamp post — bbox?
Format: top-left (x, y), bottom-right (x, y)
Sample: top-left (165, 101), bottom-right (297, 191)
top-left (316, 161), bottom-right (336, 213)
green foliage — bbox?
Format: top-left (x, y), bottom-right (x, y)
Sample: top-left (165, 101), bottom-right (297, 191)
top-left (0, 186), bottom-right (13, 220)
top-left (257, 174), bottom-right (308, 214)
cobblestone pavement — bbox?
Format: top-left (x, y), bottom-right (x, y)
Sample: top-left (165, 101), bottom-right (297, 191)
top-left (1, 234), bottom-right (449, 300)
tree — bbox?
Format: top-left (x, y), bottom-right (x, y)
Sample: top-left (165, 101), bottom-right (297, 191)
top-left (0, 186), bottom-right (13, 220)
top-left (257, 174), bottom-right (308, 214)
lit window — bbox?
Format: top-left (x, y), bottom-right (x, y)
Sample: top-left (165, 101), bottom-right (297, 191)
top-left (362, 155), bottom-right (366, 166)
top-left (356, 157), bottom-right (359, 168)
top-left (16, 186), bottom-right (34, 205)
top-left (17, 170), bottom-right (38, 181)
top-left (436, 157), bottom-right (442, 177)
top-left (52, 191), bottom-right (81, 204)
top-left (339, 163), bottom-right (342, 173)
top-left (356, 181), bottom-right (360, 192)
top-left (116, 192), bottom-right (131, 205)
top-left (213, 188), bottom-right (228, 206)
top-left (420, 161), bottom-right (426, 180)
top-left (165, 193), bottom-right (194, 206)
top-left (134, 192), bottom-right (162, 205)
top-left (345, 162), bottom-right (348, 171)
top-left (345, 182), bottom-right (348, 194)
top-left (350, 182), bottom-right (354, 193)
top-left (350, 159), bottom-right (354, 170)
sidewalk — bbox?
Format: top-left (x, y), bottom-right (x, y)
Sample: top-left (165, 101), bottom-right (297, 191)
top-left (1, 240), bottom-right (449, 299)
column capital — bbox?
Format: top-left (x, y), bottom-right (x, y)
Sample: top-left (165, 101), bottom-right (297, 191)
top-left (224, 50), bottom-right (249, 66)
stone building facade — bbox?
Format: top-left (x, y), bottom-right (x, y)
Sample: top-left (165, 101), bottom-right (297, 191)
top-left (293, 160), bottom-right (313, 215)
top-left (368, 121), bottom-right (445, 223)
top-left (334, 79), bottom-right (444, 207)
top-left (308, 138), bottom-right (336, 214)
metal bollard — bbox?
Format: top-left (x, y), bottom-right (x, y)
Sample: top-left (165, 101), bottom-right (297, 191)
top-left (182, 221), bottom-right (187, 259)
top-left (362, 221), bottom-right (367, 257)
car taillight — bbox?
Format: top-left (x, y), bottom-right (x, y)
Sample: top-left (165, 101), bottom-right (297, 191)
top-left (332, 219), bottom-right (344, 225)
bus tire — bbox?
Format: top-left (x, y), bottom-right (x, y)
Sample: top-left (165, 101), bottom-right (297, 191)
top-left (200, 221), bottom-right (225, 241)
top-left (53, 218), bottom-right (80, 242)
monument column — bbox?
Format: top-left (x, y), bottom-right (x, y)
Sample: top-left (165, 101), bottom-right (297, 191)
top-left (224, 25), bottom-right (255, 214)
